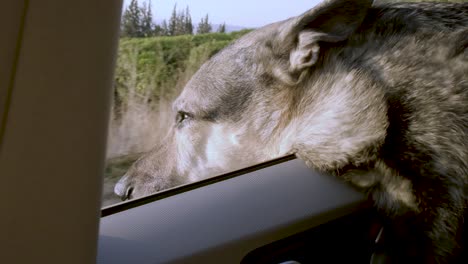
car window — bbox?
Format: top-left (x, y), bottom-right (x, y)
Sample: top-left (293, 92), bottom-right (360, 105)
top-left (101, 0), bottom-right (462, 208)
top-left (102, 0), bottom-right (321, 207)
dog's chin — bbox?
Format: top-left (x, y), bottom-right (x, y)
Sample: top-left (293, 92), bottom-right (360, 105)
top-left (126, 187), bottom-right (163, 201)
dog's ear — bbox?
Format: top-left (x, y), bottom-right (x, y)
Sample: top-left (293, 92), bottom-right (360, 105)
top-left (279, 0), bottom-right (373, 77)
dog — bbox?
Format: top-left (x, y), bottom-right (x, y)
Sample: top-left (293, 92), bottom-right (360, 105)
top-left (115, 0), bottom-right (468, 262)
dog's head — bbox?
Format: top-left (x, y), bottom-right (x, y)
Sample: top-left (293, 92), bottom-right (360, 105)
top-left (115, 0), bottom-right (374, 200)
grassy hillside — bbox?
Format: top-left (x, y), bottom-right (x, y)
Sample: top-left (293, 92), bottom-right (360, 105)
top-left (114, 30), bottom-right (252, 103)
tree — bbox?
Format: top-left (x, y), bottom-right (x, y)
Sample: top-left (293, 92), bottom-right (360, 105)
top-left (218, 22), bottom-right (226, 33)
top-left (184, 7), bottom-right (193, 35)
top-left (160, 20), bottom-right (169, 36)
top-left (153, 24), bottom-right (163, 36)
top-left (121, 0), bottom-right (142, 37)
top-left (141, 0), bottom-right (154, 37)
top-left (197, 14), bottom-right (212, 34)
top-left (168, 4), bottom-right (193, 36)
top-left (169, 4), bottom-right (177, 36)
top-left (176, 10), bottom-right (186, 35)
top-left (121, 0), bottom-right (157, 37)
top-left (121, 2), bottom-right (196, 37)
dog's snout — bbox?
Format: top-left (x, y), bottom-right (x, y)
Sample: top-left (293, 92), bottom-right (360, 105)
top-left (123, 186), bottom-right (134, 201)
top-left (114, 176), bottom-right (134, 201)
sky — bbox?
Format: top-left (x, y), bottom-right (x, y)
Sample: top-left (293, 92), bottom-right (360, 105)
top-left (122, 0), bottom-right (323, 28)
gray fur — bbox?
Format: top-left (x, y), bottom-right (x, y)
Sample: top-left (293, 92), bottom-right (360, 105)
top-left (115, 0), bottom-right (468, 262)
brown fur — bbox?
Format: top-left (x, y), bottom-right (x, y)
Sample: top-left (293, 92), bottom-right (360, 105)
top-left (115, 1), bottom-right (468, 262)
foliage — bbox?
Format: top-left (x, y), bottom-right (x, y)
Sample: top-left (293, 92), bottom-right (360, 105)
top-left (121, 0), bottom-right (143, 37)
top-left (159, 20), bottom-right (169, 36)
top-left (140, 1), bottom-right (154, 37)
top-left (218, 23), bottom-right (226, 33)
top-left (168, 4), bottom-right (194, 36)
top-left (197, 14), bottom-right (213, 34)
top-left (121, 1), bottom-right (194, 37)
top-left (184, 7), bottom-right (194, 35)
top-left (114, 30), bottom-right (251, 103)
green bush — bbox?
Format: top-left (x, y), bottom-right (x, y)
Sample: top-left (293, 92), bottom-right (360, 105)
top-left (114, 30), bottom-right (253, 106)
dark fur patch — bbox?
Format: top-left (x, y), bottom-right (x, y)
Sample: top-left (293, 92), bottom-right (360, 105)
top-left (311, 2), bottom-right (468, 262)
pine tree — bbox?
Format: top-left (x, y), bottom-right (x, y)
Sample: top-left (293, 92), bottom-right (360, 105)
top-left (218, 22), bottom-right (226, 33)
top-left (141, 0), bottom-right (154, 37)
top-left (168, 4), bottom-right (177, 36)
top-left (184, 6), bottom-right (193, 35)
top-left (197, 14), bottom-right (212, 34)
top-left (153, 24), bottom-right (163, 36)
top-left (167, 4), bottom-right (194, 36)
top-left (160, 20), bottom-right (169, 36)
top-left (176, 10), bottom-right (186, 35)
top-left (121, 0), bottom-right (142, 37)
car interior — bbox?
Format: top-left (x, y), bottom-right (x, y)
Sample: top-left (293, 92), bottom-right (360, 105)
top-left (1, 1), bottom-right (391, 263)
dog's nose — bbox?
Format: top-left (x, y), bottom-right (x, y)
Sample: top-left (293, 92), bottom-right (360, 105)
top-left (114, 176), bottom-right (134, 201)
top-left (122, 186), bottom-right (134, 201)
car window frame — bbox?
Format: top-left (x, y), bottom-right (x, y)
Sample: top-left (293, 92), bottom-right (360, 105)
top-left (1, 1), bottom-right (371, 264)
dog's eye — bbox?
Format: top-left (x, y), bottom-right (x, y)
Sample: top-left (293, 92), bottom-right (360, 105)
top-left (176, 111), bottom-right (191, 124)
